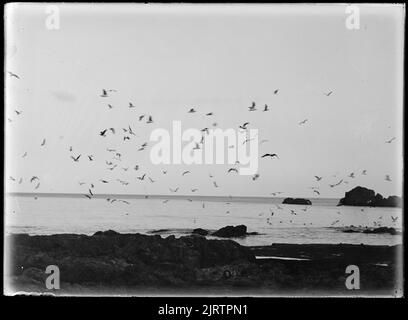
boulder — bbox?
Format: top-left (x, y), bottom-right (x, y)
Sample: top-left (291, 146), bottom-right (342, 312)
top-left (282, 198), bottom-right (312, 205)
top-left (212, 225), bottom-right (247, 238)
top-left (192, 228), bottom-right (209, 236)
top-left (338, 186), bottom-right (401, 207)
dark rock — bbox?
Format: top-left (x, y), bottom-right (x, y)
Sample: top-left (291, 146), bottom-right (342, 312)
top-left (363, 227), bottom-right (401, 235)
top-left (192, 228), bottom-right (209, 236)
top-left (212, 225), bottom-right (247, 238)
top-left (93, 230), bottom-right (119, 236)
top-left (282, 198), bottom-right (312, 205)
top-left (338, 186), bottom-right (401, 207)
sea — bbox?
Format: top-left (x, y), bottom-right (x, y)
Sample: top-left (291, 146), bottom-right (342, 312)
top-left (5, 193), bottom-right (403, 246)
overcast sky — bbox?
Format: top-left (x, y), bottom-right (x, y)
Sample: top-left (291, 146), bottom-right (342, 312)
top-left (5, 4), bottom-right (404, 198)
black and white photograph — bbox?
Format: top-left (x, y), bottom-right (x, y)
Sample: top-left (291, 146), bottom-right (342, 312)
top-left (4, 3), bottom-right (404, 299)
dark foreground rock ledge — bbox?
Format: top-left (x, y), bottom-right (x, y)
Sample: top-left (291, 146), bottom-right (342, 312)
top-left (6, 231), bottom-right (401, 295)
top-left (338, 186), bottom-right (402, 207)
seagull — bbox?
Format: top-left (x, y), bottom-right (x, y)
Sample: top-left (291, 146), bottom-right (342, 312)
top-left (182, 171), bottom-right (190, 176)
top-left (274, 89), bottom-right (279, 95)
top-left (100, 129), bottom-right (107, 137)
top-left (9, 176), bottom-right (15, 181)
top-left (128, 125), bottom-right (136, 135)
top-left (313, 190), bottom-right (320, 195)
top-left (129, 102), bottom-right (136, 108)
top-left (100, 89), bottom-right (108, 97)
top-left (362, 170), bottom-right (367, 175)
top-left (239, 122), bottom-right (249, 130)
top-left (148, 177), bottom-right (155, 183)
top-left (252, 174), bottom-right (260, 181)
top-left (263, 104), bottom-right (269, 112)
top-left (139, 115), bottom-right (145, 121)
top-left (206, 112), bottom-right (213, 116)
top-left (324, 91), bottom-right (333, 96)
top-left (22, 152), bottom-right (27, 158)
top-left (330, 179), bottom-right (343, 188)
top-left (191, 188), bottom-right (198, 192)
top-left (385, 137), bottom-right (396, 144)
top-left (30, 176), bottom-right (39, 183)
top-left (228, 168), bottom-right (238, 173)
top-left (108, 104), bottom-right (114, 109)
top-left (109, 128), bottom-right (115, 134)
top-left (188, 108), bottom-right (196, 113)
top-left (8, 71), bottom-right (20, 79)
top-left (137, 174), bottom-right (146, 181)
top-left (248, 102), bottom-right (256, 111)
top-left (299, 119), bottom-right (308, 125)
top-left (15, 110), bottom-right (22, 115)
top-left (385, 175), bottom-right (392, 181)
top-left (391, 216), bottom-right (398, 222)
top-left (147, 116), bottom-right (153, 123)
top-left (100, 179), bottom-right (109, 183)
top-left (213, 181), bottom-right (219, 188)
top-left (88, 189), bottom-right (93, 196)
top-left (71, 154), bottom-right (81, 162)
top-left (169, 187), bottom-right (179, 193)
top-left (348, 172), bottom-right (355, 178)
top-left (88, 155), bottom-right (94, 161)
top-left (261, 153), bottom-right (279, 159)
top-left (123, 136), bottom-right (130, 141)
top-left (40, 139), bottom-right (46, 146)
top-left (84, 194), bottom-right (92, 199)
top-left (314, 176), bottom-right (323, 181)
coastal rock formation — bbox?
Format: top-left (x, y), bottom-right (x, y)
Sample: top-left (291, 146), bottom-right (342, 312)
top-left (342, 227), bottom-right (401, 236)
top-left (338, 186), bottom-right (402, 207)
top-left (192, 228), bottom-right (209, 236)
top-left (212, 225), bottom-right (247, 238)
top-left (282, 198), bottom-right (312, 205)
top-left (6, 232), bottom-right (400, 295)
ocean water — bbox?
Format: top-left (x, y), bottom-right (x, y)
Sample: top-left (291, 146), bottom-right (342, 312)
top-left (5, 194), bottom-right (403, 246)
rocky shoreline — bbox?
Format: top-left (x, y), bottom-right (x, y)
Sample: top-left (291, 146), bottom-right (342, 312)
top-left (5, 230), bottom-right (402, 296)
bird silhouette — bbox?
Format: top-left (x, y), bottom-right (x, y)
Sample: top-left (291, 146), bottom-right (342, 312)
top-left (100, 89), bottom-right (108, 97)
top-left (263, 104), bottom-right (269, 112)
top-left (188, 108), bottom-right (196, 113)
top-left (228, 168), bottom-right (238, 173)
top-left (324, 91), bottom-right (333, 96)
top-left (71, 154), bottom-right (81, 162)
top-left (100, 129), bottom-right (107, 137)
top-left (385, 137), bottom-right (396, 143)
top-left (299, 119), bottom-right (308, 125)
top-left (314, 176), bottom-right (323, 181)
top-left (40, 139), bottom-right (46, 146)
top-left (239, 122), bottom-right (249, 130)
top-left (261, 153), bottom-right (279, 159)
top-left (248, 102), bottom-right (257, 111)
top-left (8, 71), bottom-right (20, 79)
top-left (274, 89), bottom-right (279, 95)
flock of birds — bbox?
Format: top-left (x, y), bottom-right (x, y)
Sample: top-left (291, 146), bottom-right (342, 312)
top-left (7, 71), bottom-right (399, 229)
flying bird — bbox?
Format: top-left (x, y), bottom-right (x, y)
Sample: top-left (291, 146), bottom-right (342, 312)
top-left (261, 153), bottom-right (279, 159)
top-left (100, 129), bottom-right (107, 137)
top-left (40, 139), bottom-right (46, 146)
top-left (88, 155), bottom-right (94, 161)
top-left (385, 175), bottom-right (392, 181)
top-left (71, 154), bottom-right (81, 162)
top-left (147, 116), bottom-right (153, 123)
top-left (15, 110), bottom-right (22, 115)
top-left (8, 71), bottom-right (20, 79)
top-left (182, 171), bottom-right (190, 176)
top-left (362, 170), bottom-right (367, 175)
top-left (239, 122), bottom-right (249, 130)
top-left (299, 119), bottom-right (308, 125)
top-left (263, 104), bottom-right (269, 112)
top-left (206, 112), bottom-right (213, 116)
top-left (100, 89), bottom-right (108, 97)
top-left (129, 102), bottom-right (136, 108)
top-left (169, 187), bottom-right (179, 193)
top-left (313, 190), bottom-right (320, 195)
top-left (314, 176), bottom-right (323, 181)
top-left (385, 137), bottom-right (396, 144)
top-left (228, 168), bottom-right (238, 173)
top-left (274, 89), bottom-right (279, 95)
top-left (324, 91), bottom-right (333, 96)
top-left (188, 108), bottom-right (196, 113)
top-left (137, 174), bottom-right (146, 181)
top-left (248, 102), bottom-right (256, 111)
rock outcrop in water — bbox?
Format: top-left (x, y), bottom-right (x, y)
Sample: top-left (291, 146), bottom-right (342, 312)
top-left (338, 186), bottom-right (402, 207)
top-left (212, 225), bottom-right (248, 238)
top-left (282, 198), bottom-right (312, 205)
top-left (342, 227), bottom-right (401, 236)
